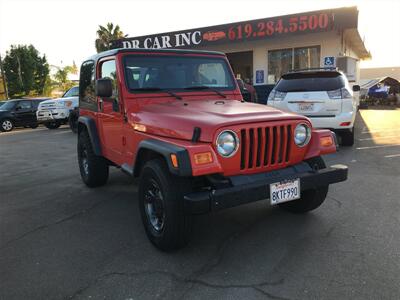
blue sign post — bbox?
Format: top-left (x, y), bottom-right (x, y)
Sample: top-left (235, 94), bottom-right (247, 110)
top-left (324, 56), bottom-right (336, 67)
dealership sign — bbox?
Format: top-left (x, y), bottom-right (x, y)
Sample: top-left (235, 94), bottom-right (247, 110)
top-left (112, 7), bottom-right (358, 49)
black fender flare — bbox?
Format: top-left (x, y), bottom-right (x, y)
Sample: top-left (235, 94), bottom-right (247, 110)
top-left (77, 116), bottom-right (102, 156)
top-left (134, 139), bottom-right (192, 177)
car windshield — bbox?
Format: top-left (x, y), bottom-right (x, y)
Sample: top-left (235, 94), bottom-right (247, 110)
top-left (275, 72), bottom-right (346, 92)
top-left (124, 55), bottom-right (235, 92)
top-left (0, 101), bottom-right (16, 110)
top-left (63, 86), bottom-right (79, 97)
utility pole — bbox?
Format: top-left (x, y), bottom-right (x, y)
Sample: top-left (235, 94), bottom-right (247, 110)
top-left (0, 53), bottom-right (9, 99)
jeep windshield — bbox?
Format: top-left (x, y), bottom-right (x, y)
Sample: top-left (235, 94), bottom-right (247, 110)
top-left (275, 71), bottom-right (346, 92)
top-left (124, 55), bottom-right (235, 92)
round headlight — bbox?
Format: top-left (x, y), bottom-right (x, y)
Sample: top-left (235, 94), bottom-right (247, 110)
top-left (216, 130), bottom-right (239, 157)
top-left (294, 124), bottom-right (311, 147)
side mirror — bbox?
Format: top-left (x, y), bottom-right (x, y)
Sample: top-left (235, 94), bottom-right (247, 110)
top-left (352, 85), bottom-right (360, 92)
top-left (96, 78), bottom-right (113, 98)
top-left (15, 105), bottom-right (22, 111)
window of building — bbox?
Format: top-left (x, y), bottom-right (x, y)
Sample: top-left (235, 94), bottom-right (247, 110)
top-left (268, 46), bottom-right (320, 83)
top-left (268, 48), bottom-right (293, 84)
top-left (294, 46), bottom-right (321, 70)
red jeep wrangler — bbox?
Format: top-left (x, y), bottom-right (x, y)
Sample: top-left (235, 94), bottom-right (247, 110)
top-left (77, 49), bottom-right (348, 251)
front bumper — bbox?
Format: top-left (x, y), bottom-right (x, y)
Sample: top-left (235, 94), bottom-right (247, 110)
top-left (37, 109), bottom-right (70, 122)
top-left (184, 162), bottom-right (348, 214)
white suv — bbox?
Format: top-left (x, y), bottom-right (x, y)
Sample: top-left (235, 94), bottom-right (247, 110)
top-left (37, 86), bottom-right (79, 129)
top-left (267, 69), bottom-right (360, 146)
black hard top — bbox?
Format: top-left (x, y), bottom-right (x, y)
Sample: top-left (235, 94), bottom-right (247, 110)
top-left (86, 48), bottom-right (226, 63)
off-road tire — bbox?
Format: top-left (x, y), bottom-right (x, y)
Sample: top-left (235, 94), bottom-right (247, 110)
top-left (279, 156), bottom-right (328, 213)
top-left (340, 128), bottom-right (355, 146)
top-left (77, 130), bottom-right (109, 187)
top-left (139, 158), bottom-right (193, 251)
top-left (0, 119), bottom-right (14, 132)
top-left (45, 121), bottom-right (61, 130)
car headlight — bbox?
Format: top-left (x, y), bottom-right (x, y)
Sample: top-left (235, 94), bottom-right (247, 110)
top-left (216, 130), bottom-right (239, 157)
top-left (64, 101), bottom-right (73, 108)
top-left (294, 124), bottom-right (311, 147)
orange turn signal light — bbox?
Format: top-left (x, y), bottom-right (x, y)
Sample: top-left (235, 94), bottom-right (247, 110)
top-left (193, 152), bottom-right (213, 165)
top-left (170, 154), bottom-right (179, 168)
top-left (320, 136), bottom-right (334, 147)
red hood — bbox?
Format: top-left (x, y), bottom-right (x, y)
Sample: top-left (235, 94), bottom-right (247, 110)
top-left (129, 99), bottom-right (307, 142)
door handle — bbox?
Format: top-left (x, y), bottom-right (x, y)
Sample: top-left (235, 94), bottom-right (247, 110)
top-left (98, 99), bottom-right (103, 112)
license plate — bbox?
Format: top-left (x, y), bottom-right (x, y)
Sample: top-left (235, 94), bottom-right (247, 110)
top-left (270, 179), bottom-right (300, 205)
top-left (298, 103), bottom-right (314, 112)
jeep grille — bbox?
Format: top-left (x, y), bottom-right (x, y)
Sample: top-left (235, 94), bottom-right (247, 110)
top-left (240, 125), bottom-right (292, 170)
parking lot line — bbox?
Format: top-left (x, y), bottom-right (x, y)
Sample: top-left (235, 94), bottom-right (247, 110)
top-left (358, 135), bottom-right (400, 141)
top-left (384, 153), bottom-right (400, 158)
top-left (356, 144), bottom-right (400, 150)
top-left (361, 128), bottom-right (400, 134)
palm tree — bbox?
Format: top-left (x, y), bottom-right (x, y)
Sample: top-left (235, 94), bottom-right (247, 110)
top-left (95, 23), bottom-right (127, 53)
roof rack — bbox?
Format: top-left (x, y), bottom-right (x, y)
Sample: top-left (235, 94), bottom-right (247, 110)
top-left (288, 67), bottom-right (338, 73)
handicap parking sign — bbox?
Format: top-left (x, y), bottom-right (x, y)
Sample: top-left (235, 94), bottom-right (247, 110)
top-left (324, 56), bottom-right (336, 67)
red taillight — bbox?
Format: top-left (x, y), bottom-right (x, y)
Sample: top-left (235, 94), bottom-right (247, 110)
top-left (340, 122), bottom-right (351, 126)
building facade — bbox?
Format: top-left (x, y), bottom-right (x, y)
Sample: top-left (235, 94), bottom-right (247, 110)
top-left (113, 6), bottom-right (370, 100)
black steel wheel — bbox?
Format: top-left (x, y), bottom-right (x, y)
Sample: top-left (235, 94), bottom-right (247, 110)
top-left (139, 158), bottom-right (193, 251)
top-left (77, 130), bottom-right (109, 187)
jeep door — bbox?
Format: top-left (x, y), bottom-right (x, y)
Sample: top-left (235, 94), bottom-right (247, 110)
top-left (14, 100), bottom-right (35, 126)
top-left (97, 58), bottom-right (124, 161)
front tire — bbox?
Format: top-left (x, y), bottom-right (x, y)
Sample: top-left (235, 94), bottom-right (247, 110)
top-left (77, 130), bottom-right (109, 187)
top-left (279, 156), bottom-right (328, 213)
top-left (340, 128), bottom-right (355, 146)
top-left (1, 119), bottom-right (14, 132)
top-left (139, 159), bottom-right (193, 251)
top-left (45, 121), bottom-right (61, 129)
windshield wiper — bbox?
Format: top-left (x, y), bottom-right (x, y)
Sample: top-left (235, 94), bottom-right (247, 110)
top-left (184, 86), bottom-right (227, 98)
top-left (131, 87), bottom-right (182, 100)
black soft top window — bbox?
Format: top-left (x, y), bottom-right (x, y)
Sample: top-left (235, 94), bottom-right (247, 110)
top-left (275, 71), bottom-right (346, 92)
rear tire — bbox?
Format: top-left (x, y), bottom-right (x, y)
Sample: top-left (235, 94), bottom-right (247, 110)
top-left (45, 121), bottom-right (61, 130)
top-left (0, 119), bottom-right (14, 132)
top-left (138, 158), bottom-right (193, 251)
top-left (279, 156), bottom-right (328, 213)
top-left (339, 127), bottom-right (354, 146)
top-left (77, 130), bottom-right (109, 187)
top-left (30, 124), bottom-right (38, 129)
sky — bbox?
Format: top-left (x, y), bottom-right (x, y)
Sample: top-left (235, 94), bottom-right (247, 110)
top-left (1, 0), bottom-right (399, 69)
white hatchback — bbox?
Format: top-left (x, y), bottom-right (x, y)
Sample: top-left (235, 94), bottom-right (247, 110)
top-left (267, 69), bottom-right (360, 146)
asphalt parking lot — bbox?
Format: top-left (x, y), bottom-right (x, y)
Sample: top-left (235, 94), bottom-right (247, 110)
top-left (1, 109), bottom-right (400, 300)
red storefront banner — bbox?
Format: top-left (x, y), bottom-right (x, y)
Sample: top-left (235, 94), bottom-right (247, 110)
top-left (112, 7), bottom-right (358, 49)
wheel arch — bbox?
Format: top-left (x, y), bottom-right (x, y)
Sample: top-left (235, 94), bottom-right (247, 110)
top-left (78, 116), bottom-right (102, 156)
top-left (133, 140), bottom-right (192, 177)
